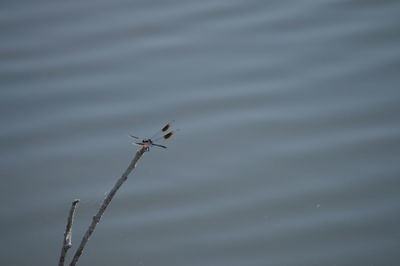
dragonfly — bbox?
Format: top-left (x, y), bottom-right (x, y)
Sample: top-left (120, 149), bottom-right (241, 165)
top-left (129, 121), bottom-right (177, 151)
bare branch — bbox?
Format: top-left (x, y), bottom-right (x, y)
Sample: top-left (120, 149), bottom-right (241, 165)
top-left (69, 147), bottom-right (147, 266)
top-left (59, 199), bottom-right (80, 266)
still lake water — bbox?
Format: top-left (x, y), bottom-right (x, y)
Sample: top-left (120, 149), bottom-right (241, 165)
top-left (1, 1), bottom-right (400, 265)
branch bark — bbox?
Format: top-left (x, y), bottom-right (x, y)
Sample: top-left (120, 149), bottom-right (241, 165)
top-left (59, 199), bottom-right (80, 266)
top-left (69, 147), bottom-right (147, 266)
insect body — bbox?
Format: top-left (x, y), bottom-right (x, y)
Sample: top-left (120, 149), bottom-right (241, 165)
top-left (129, 121), bottom-right (177, 151)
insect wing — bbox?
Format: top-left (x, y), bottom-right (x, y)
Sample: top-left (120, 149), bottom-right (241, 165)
top-left (153, 129), bottom-right (179, 142)
top-left (150, 120), bottom-right (175, 140)
top-left (128, 135), bottom-right (141, 139)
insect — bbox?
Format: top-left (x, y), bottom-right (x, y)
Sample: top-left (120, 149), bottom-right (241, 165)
top-left (129, 121), bottom-right (178, 151)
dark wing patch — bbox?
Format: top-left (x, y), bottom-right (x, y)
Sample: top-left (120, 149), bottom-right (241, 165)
top-left (162, 123), bottom-right (171, 132)
top-left (163, 132), bottom-right (173, 139)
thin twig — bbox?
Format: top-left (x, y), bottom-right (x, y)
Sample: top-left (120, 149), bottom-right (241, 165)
top-left (69, 147), bottom-right (147, 266)
top-left (59, 199), bottom-right (80, 266)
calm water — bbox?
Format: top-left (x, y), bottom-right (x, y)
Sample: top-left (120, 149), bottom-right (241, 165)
top-left (1, 1), bottom-right (400, 265)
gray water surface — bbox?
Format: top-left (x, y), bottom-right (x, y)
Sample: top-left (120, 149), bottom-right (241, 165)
top-left (1, 1), bottom-right (400, 265)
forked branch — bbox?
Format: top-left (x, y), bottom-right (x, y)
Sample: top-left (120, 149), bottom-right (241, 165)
top-left (58, 146), bottom-right (147, 266)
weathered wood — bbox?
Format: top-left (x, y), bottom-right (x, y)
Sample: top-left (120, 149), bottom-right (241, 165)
top-left (59, 199), bottom-right (79, 266)
top-left (69, 147), bottom-right (146, 266)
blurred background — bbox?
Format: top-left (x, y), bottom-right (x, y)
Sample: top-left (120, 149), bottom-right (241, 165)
top-left (1, 0), bottom-right (400, 265)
